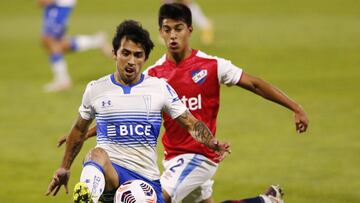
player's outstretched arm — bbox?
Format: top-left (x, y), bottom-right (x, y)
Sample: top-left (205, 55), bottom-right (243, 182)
top-left (57, 125), bottom-right (97, 147)
top-left (46, 115), bottom-right (92, 196)
top-left (237, 72), bottom-right (309, 133)
top-left (175, 110), bottom-right (231, 161)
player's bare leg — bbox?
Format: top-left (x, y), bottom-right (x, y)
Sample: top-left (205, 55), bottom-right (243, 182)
top-left (163, 189), bottom-right (171, 203)
top-left (42, 32), bottom-right (111, 92)
top-left (41, 35), bottom-right (72, 92)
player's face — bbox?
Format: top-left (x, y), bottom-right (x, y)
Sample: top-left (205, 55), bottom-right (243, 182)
top-left (160, 19), bottom-right (192, 54)
top-left (113, 38), bottom-right (146, 85)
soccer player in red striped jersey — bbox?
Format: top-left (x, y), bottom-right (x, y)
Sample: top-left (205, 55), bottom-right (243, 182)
top-left (146, 3), bottom-right (308, 203)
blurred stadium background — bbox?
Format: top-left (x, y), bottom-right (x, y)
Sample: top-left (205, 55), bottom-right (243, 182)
top-left (0, 0), bottom-right (359, 202)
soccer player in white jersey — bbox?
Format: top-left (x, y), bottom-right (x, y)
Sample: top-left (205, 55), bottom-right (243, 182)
top-left (45, 20), bottom-right (230, 203)
top-left (57, 3), bottom-right (308, 203)
top-left (38, 0), bottom-right (110, 92)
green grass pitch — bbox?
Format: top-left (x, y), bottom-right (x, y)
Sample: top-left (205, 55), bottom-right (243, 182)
top-left (0, 0), bottom-right (359, 202)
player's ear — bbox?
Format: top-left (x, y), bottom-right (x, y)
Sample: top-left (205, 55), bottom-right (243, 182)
top-left (112, 49), bottom-right (117, 60)
top-left (189, 26), bottom-right (193, 33)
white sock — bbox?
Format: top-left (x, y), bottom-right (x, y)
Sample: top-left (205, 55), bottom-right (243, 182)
top-left (187, 2), bottom-right (211, 29)
top-left (72, 33), bottom-right (105, 51)
top-left (80, 162), bottom-right (106, 203)
top-left (260, 195), bottom-right (274, 203)
top-left (51, 59), bottom-right (70, 83)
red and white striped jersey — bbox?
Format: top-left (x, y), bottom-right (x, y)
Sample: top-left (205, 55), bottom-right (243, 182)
top-left (144, 49), bottom-right (243, 163)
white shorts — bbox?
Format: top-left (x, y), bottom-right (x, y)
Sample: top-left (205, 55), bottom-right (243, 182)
top-left (160, 153), bottom-right (218, 203)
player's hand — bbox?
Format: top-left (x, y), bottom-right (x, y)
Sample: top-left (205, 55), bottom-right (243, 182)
top-left (294, 107), bottom-right (308, 133)
top-left (45, 168), bottom-right (70, 196)
top-left (57, 135), bottom-right (68, 148)
top-left (209, 139), bottom-right (231, 162)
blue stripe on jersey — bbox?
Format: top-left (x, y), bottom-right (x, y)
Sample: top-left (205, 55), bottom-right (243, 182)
top-left (96, 112), bottom-right (161, 118)
top-left (96, 118), bottom-right (162, 124)
top-left (171, 155), bottom-right (205, 198)
top-left (110, 74), bottom-right (145, 94)
top-left (95, 113), bottom-right (162, 120)
top-left (96, 115), bottom-right (161, 119)
top-left (97, 111), bottom-right (161, 116)
top-left (96, 139), bottom-right (157, 147)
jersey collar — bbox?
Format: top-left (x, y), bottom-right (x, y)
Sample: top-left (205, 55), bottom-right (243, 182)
top-left (110, 74), bottom-right (145, 94)
top-left (165, 49), bottom-right (198, 67)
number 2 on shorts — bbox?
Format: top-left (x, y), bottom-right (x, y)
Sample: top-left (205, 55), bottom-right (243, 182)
top-left (169, 158), bottom-right (184, 172)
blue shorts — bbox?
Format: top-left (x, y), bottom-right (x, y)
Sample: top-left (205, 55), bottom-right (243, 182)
top-left (112, 162), bottom-right (165, 203)
top-left (42, 4), bottom-right (73, 39)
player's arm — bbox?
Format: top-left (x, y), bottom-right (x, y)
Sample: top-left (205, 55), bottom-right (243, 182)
top-left (57, 125), bottom-right (97, 147)
top-left (175, 110), bottom-right (230, 161)
top-left (60, 116), bottom-right (92, 169)
top-left (237, 72), bottom-right (308, 133)
top-left (46, 115), bottom-right (92, 196)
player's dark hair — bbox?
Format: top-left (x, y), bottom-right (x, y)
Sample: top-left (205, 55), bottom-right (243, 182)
top-left (112, 20), bottom-right (154, 60)
top-left (158, 3), bottom-right (192, 28)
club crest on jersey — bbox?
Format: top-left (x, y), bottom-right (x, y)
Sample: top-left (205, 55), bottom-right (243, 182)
top-left (192, 69), bottom-right (207, 84)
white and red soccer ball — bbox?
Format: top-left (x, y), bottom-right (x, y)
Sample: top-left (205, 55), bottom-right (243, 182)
top-left (114, 179), bottom-right (157, 203)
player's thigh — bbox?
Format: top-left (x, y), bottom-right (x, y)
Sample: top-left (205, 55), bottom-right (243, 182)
top-left (160, 154), bottom-right (217, 202)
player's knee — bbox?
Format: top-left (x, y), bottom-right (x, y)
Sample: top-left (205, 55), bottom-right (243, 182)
top-left (41, 36), bottom-right (62, 53)
top-left (84, 147), bottom-right (109, 165)
top-left (40, 36), bottom-right (52, 51)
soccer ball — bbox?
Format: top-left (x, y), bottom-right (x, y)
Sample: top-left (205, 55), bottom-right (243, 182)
top-left (114, 179), bottom-right (157, 203)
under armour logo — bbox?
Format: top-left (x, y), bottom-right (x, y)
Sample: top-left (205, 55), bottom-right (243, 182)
top-left (101, 100), bottom-right (112, 107)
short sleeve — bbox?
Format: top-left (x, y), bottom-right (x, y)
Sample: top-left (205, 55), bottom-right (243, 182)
top-left (217, 57), bottom-right (243, 86)
top-left (161, 80), bottom-right (187, 119)
top-left (78, 81), bottom-right (96, 120)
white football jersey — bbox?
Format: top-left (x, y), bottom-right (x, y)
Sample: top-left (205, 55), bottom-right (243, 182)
top-left (55, 0), bottom-right (76, 7)
top-left (79, 74), bottom-right (187, 180)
